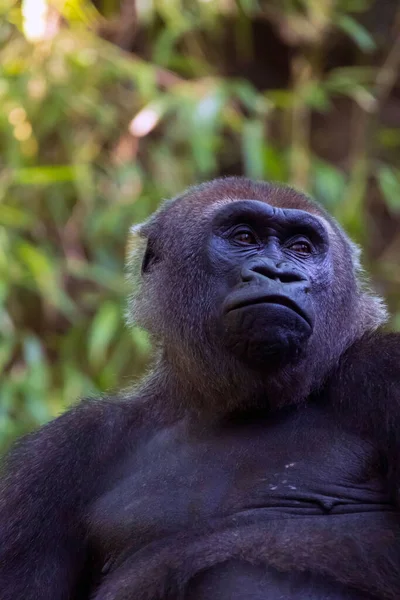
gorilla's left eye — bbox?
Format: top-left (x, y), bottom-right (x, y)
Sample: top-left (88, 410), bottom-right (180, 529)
top-left (232, 229), bottom-right (258, 245)
top-left (287, 240), bottom-right (312, 255)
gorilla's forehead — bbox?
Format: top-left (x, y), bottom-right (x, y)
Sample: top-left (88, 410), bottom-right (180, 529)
top-left (142, 178), bottom-right (339, 248)
top-left (207, 198), bottom-right (332, 235)
top-left (169, 177), bottom-right (333, 231)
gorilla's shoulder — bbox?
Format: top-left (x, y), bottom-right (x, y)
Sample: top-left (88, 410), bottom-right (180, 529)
top-left (341, 331), bottom-right (400, 377)
top-left (327, 331), bottom-right (400, 439)
top-left (1, 395), bottom-right (152, 478)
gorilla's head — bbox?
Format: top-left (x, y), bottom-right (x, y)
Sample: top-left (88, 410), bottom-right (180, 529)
top-left (128, 178), bottom-right (387, 413)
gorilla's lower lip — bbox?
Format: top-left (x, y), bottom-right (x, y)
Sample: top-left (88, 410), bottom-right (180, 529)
top-left (224, 295), bottom-right (312, 327)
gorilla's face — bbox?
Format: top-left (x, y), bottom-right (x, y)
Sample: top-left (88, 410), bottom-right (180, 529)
top-left (130, 177), bottom-right (385, 406)
top-left (207, 200), bottom-right (331, 368)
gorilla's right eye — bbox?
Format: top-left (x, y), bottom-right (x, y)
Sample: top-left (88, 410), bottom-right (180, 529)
top-left (232, 229), bottom-right (258, 246)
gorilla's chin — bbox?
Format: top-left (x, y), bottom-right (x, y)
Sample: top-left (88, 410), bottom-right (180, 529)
top-left (222, 303), bottom-right (313, 369)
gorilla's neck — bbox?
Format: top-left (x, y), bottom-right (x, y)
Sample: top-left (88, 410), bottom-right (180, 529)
top-left (139, 348), bottom-right (324, 420)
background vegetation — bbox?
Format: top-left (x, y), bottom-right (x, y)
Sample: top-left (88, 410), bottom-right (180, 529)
top-left (1, 0), bottom-right (400, 450)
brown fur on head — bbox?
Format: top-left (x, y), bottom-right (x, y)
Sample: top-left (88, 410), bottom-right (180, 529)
top-left (127, 177), bottom-right (387, 415)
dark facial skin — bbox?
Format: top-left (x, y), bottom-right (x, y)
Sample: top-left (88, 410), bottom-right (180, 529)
top-left (209, 200), bottom-right (329, 367)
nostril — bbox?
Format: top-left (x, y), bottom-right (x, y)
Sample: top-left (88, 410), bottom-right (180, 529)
top-left (279, 272), bottom-right (300, 284)
top-left (241, 261), bottom-right (305, 284)
top-left (241, 267), bottom-right (255, 283)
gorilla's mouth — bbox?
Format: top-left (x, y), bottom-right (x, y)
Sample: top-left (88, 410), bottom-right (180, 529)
top-left (224, 294), bottom-right (312, 328)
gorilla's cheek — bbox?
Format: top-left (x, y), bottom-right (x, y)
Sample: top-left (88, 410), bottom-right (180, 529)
top-left (221, 304), bottom-right (313, 367)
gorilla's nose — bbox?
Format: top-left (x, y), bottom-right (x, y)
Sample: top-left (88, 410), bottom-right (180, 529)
top-left (241, 259), bottom-right (306, 285)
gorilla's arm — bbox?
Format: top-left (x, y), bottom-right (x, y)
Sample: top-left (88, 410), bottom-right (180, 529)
top-left (92, 512), bottom-right (400, 600)
top-left (0, 399), bottom-right (137, 600)
top-left (330, 331), bottom-right (400, 497)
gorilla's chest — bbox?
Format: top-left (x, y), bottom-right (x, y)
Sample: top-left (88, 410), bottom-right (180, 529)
top-left (88, 407), bottom-right (391, 557)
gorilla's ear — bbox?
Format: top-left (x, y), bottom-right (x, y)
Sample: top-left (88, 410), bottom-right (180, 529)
top-left (141, 238), bottom-right (159, 274)
top-left (129, 223), bottom-right (160, 274)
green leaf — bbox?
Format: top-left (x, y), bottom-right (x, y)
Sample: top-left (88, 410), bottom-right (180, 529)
top-left (130, 327), bottom-right (151, 357)
top-left (232, 81), bottom-right (260, 112)
top-left (312, 159), bottom-right (347, 209)
top-left (265, 90), bottom-right (293, 110)
top-left (393, 312), bottom-right (400, 332)
top-left (378, 128), bottom-right (400, 149)
top-left (242, 119), bottom-right (265, 179)
top-left (337, 0), bottom-right (374, 13)
top-left (188, 89), bottom-right (226, 174)
top-left (0, 338), bottom-right (14, 373)
top-left (0, 205), bottom-right (33, 229)
top-left (12, 165), bottom-right (79, 185)
top-left (377, 165), bottom-right (400, 214)
top-left (23, 335), bottom-right (45, 367)
top-left (88, 301), bottom-right (120, 367)
top-left (16, 241), bottom-right (76, 316)
top-left (337, 15), bottom-right (376, 52)
top-left (302, 82), bottom-right (330, 111)
top-left (263, 146), bottom-right (288, 182)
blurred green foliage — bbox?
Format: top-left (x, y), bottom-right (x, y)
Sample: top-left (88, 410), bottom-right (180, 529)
top-left (1, 0), bottom-right (400, 449)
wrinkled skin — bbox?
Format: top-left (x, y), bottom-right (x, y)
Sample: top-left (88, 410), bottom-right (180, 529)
top-left (210, 200), bottom-right (323, 366)
top-left (1, 177), bottom-right (400, 600)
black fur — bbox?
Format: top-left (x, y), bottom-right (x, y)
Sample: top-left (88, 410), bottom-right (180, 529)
top-left (1, 177), bottom-right (399, 600)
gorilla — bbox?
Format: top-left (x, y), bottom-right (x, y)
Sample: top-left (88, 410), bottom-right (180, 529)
top-left (1, 177), bottom-right (400, 600)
